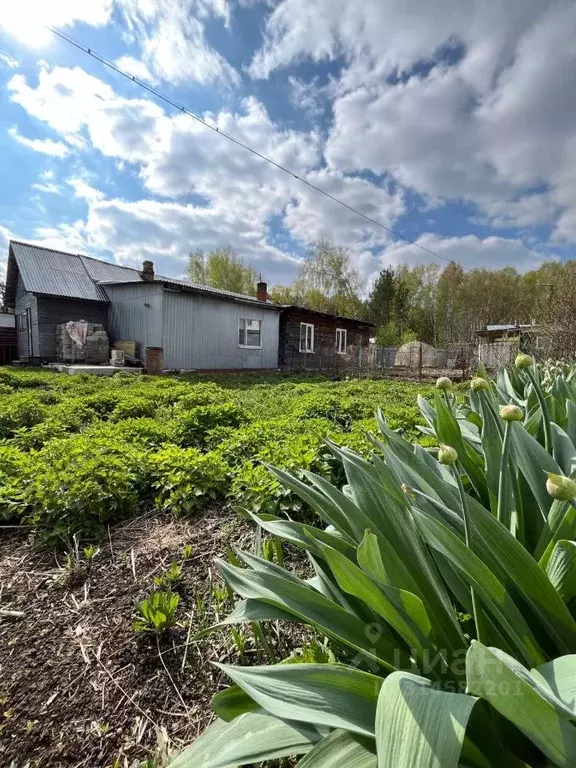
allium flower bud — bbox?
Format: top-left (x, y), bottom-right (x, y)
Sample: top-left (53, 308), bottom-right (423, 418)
top-left (500, 403), bottom-right (524, 422)
top-left (436, 376), bottom-right (452, 391)
top-left (546, 473), bottom-right (576, 501)
top-left (515, 353), bottom-right (533, 370)
top-left (470, 377), bottom-right (490, 392)
top-left (438, 444), bottom-right (458, 465)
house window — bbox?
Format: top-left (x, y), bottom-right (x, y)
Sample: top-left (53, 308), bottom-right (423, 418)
top-left (16, 312), bottom-right (28, 332)
top-left (336, 328), bottom-right (347, 354)
top-left (299, 322), bottom-right (314, 353)
top-left (238, 318), bottom-right (262, 348)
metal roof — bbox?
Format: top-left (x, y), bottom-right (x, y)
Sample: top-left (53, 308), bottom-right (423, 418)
top-left (8, 241), bottom-right (275, 307)
top-left (10, 242), bottom-right (110, 302)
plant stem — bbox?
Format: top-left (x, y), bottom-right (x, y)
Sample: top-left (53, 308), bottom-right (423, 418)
top-left (497, 422), bottom-right (513, 529)
top-left (453, 466), bottom-right (484, 645)
top-left (526, 367), bottom-right (552, 454)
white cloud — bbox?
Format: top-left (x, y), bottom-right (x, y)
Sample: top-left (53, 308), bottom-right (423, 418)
top-left (114, 55), bottom-right (157, 84)
top-left (249, 0), bottom-right (576, 243)
top-left (0, 52), bottom-right (19, 68)
top-left (117, 0), bottom-right (238, 86)
top-left (8, 126), bottom-right (70, 157)
top-left (0, 0), bottom-right (112, 47)
top-left (380, 233), bottom-right (544, 274)
top-left (67, 178), bottom-right (105, 203)
top-left (32, 182), bottom-right (62, 195)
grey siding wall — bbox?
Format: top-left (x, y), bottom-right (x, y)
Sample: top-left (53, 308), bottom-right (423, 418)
top-left (104, 282), bottom-right (163, 359)
top-left (162, 290), bottom-right (279, 370)
top-left (36, 297), bottom-right (109, 360)
top-left (15, 275), bottom-right (38, 357)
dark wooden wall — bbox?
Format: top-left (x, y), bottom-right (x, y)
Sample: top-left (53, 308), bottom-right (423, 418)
top-left (36, 297), bottom-right (109, 361)
top-left (15, 276), bottom-right (38, 358)
top-left (279, 309), bottom-right (372, 371)
top-left (0, 327), bottom-right (17, 365)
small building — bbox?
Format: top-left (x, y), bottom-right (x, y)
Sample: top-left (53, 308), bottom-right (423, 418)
top-left (0, 312), bottom-right (16, 366)
top-left (476, 323), bottom-right (546, 368)
top-left (5, 241), bottom-right (281, 370)
top-left (278, 306), bottom-right (374, 371)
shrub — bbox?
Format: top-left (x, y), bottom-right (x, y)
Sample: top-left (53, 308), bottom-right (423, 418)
top-left (290, 392), bottom-right (367, 429)
top-left (149, 445), bottom-right (229, 515)
top-left (174, 403), bottom-right (247, 448)
top-left (110, 396), bottom-right (158, 422)
top-left (86, 417), bottom-right (176, 448)
top-left (22, 435), bottom-right (149, 541)
top-left (0, 392), bottom-right (51, 438)
top-left (229, 431), bottom-right (332, 516)
top-left (0, 446), bottom-right (32, 520)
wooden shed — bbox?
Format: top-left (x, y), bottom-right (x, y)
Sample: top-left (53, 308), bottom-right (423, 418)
top-left (278, 306), bottom-right (374, 371)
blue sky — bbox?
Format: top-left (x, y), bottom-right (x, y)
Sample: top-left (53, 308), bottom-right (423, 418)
top-left (1, 0), bottom-right (575, 289)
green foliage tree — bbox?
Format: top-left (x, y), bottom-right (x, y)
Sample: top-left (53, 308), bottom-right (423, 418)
top-left (188, 247), bottom-right (258, 296)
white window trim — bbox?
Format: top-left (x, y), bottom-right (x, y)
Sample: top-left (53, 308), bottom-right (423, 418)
top-left (336, 327), bottom-right (347, 354)
top-left (300, 322), bottom-right (315, 353)
top-left (238, 317), bottom-right (262, 349)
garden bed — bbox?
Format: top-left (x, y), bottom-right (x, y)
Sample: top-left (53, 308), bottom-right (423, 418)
top-left (0, 509), bottom-right (309, 767)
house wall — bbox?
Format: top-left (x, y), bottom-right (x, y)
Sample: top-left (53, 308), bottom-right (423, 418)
top-left (279, 309), bottom-right (372, 371)
top-left (104, 282), bottom-right (163, 360)
top-left (15, 275), bottom-right (38, 358)
top-left (35, 296), bottom-right (109, 360)
top-left (162, 290), bottom-right (280, 370)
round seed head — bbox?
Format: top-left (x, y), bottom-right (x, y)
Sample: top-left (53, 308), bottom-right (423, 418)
top-left (438, 444), bottom-right (458, 465)
top-left (546, 473), bottom-right (576, 501)
top-left (436, 376), bottom-right (452, 391)
top-left (500, 403), bottom-right (524, 422)
top-left (515, 353), bottom-right (533, 369)
top-left (470, 377), bottom-right (490, 392)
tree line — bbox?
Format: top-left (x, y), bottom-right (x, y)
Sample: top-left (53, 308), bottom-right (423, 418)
top-left (188, 240), bottom-right (574, 348)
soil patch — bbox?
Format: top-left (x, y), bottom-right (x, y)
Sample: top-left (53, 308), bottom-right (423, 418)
top-left (0, 510), bottom-right (299, 767)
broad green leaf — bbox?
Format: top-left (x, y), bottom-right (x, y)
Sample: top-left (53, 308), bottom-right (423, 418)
top-left (334, 445), bottom-right (465, 658)
top-left (466, 642), bottom-right (576, 767)
top-left (413, 510), bottom-right (545, 666)
top-left (215, 662), bottom-right (382, 737)
top-left (460, 493), bottom-right (576, 655)
top-left (531, 655), bottom-right (576, 717)
top-left (297, 730), bottom-right (376, 767)
top-left (216, 559), bottom-right (402, 670)
top-left (246, 510), bottom-right (356, 559)
top-left (266, 465), bottom-right (358, 541)
top-left (375, 671), bottom-right (477, 768)
top-left (168, 711), bottom-right (323, 767)
top-left (566, 400), bottom-right (576, 446)
top-left (433, 394), bottom-right (487, 504)
top-left (536, 499), bottom-right (575, 566)
top-left (477, 392), bottom-right (504, 515)
top-left (551, 423), bottom-right (576, 476)
top-left (508, 421), bottom-right (561, 521)
top-left (321, 543), bottom-right (432, 661)
top-left (213, 685), bottom-right (258, 721)
top-left (546, 540), bottom-right (576, 604)
top-left (357, 529), bottom-right (419, 594)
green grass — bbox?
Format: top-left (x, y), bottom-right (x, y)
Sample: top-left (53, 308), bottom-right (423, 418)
top-left (0, 367), bottom-right (434, 541)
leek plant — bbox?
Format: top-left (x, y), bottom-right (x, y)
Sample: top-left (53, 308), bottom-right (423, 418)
top-left (170, 360), bottom-right (576, 768)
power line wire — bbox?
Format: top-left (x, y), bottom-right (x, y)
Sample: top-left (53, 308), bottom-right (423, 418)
top-left (44, 24), bottom-right (486, 274)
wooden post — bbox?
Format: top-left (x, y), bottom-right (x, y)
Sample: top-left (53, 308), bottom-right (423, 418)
top-left (418, 342), bottom-right (423, 382)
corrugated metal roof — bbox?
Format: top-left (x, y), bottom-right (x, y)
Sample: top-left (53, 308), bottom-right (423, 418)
top-left (10, 242), bottom-right (109, 302)
top-left (10, 240), bottom-right (275, 307)
top-left (80, 255), bottom-right (142, 284)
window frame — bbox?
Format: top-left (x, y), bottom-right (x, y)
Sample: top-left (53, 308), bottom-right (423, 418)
top-left (299, 322), bottom-right (315, 353)
top-left (238, 317), bottom-right (262, 349)
top-left (336, 327), bottom-right (347, 354)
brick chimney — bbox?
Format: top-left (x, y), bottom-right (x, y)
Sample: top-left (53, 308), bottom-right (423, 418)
top-left (141, 260), bottom-right (155, 281)
top-left (256, 280), bottom-right (268, 302)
